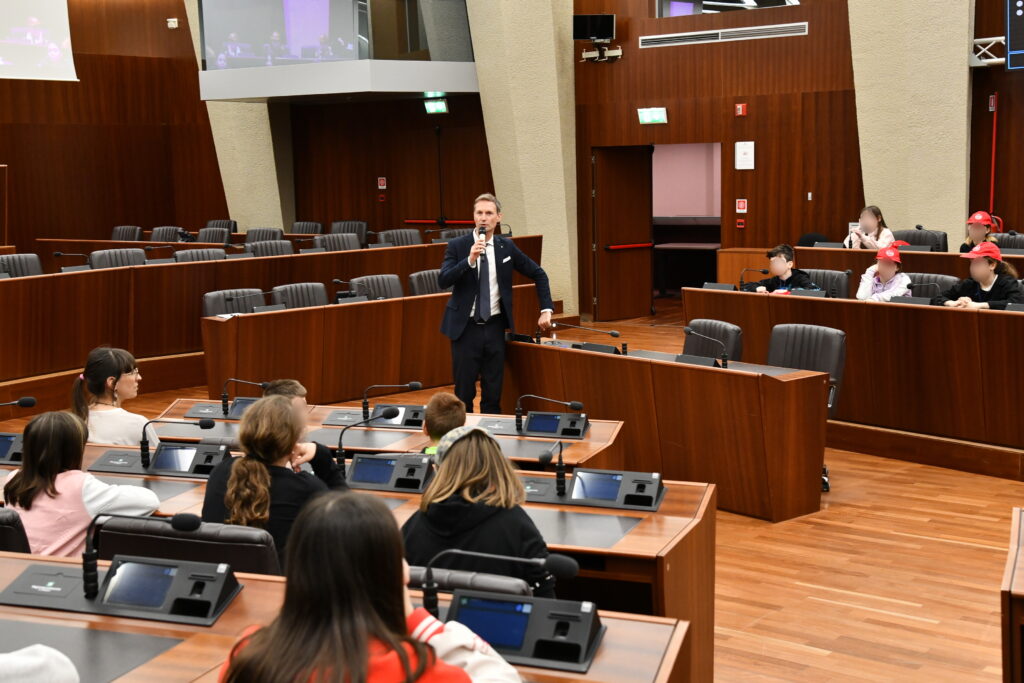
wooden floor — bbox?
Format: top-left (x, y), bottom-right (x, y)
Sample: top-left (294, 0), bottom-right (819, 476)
top-left (0, 298), bottom-right (1014, 681)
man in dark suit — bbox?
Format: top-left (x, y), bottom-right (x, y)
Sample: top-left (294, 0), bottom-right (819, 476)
top-left (439, 194), bottom-right (553, 413)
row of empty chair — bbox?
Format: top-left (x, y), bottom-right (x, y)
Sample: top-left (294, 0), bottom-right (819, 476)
top-left (201, 270), bottom-right (451, 316)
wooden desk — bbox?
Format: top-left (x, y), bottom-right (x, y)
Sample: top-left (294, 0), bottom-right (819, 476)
top-left (153, 398), bottom-right (624, 471)
top-left (501, 341), bottom-right (827, 522)
top-left (200, 283), bottom-right (543, 406)
top-left (0, 552), bottom-right (692, 683)
top-left (1004, 507), bottom-right (1024, 683)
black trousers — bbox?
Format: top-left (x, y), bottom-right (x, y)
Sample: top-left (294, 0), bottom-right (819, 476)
top-left (451, 314), bottom-right (506, 414)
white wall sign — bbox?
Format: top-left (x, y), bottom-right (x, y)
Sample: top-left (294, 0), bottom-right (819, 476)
top-left (734, 141), bottom-right (755, 170)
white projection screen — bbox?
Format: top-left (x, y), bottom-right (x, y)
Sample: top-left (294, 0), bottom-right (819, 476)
top-left (0, 0), bottom-right (78, 81)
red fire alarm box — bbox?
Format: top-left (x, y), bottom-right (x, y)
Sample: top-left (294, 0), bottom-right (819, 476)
top-left (735, 103), bottom-right (747, 117)
top-left (736, 218), bottom-right (746, 229)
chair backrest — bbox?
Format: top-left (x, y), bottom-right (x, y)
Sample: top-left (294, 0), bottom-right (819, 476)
top-left (441, 228), bottom-right (474, 239)
top-left (246, 240), bottom-right (294, 257)
top-left (408, 268), bottom-right (450, 296)
top-left (0, 253), bottom-right (43, 278)
top-left (804, 268), bottom-right (851, 298)
top-left (203, 288), bottom-right (264, 316)
top-left (682, 318), bottom-right (743, 362)
top-left (314, 233), bottom-right (360, 252)
top-left (349, 274), bottom-right (404, 300)
top-left (330, 220), bottom-right (369, 246)
top-left (292, 221), bottom-right (323, 234)
top-left (906, 272), bottom-right (959, 298)
top-left (197, 227), bottom-right (230, 244)
top-left (0, 508), bottom-right (31, 553)
top-left (271, 282), bottom-right (329, 309)
top-left (89, 248), bottom-right (146, 269)
top-left (150, 226), bottom-right (182, 242)
top-left (174, 248), bottom-right (226, 263)
top-left (111, 225), bottom-right (142, 241)
top-left (767, 324), bottom-right (847, 417)
top-left (407, 566), bottom-right (531, 596)
top-left (995, 233), bottom-right (1024, 250)
top-left (377, 228), bottom-right (423, 246)
top-left (206, 219), bottom-right (238, 232)
top-left (892, 228), bottom-right (947, 252)
top-left (96, 517), bottom-right (281, 575)
top-left (245, 227), bottom-right (285, 243)
top-left (797, 232), bottom-right (830, 247)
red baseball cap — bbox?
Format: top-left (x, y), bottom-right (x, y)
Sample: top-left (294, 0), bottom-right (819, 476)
top-left (967, 210), bottom-right (994, 226)
top-left (891, 240), bottom-right (911, 248)
top-left (960, 241), bottom-right (1003, 261)
top-left (876, 246), bottom-right (901, 263)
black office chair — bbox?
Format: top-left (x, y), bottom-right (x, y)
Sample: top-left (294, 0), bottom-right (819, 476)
top-left (174, 248), bottom-right (226, 263)
top-left (330, 220), bottom-right (369, 247)
top-left (797, 232), bottom-right (831, 248)
top-left (89, 248), bottom-right (146, 269)
top-left (150, 226), bottom-right (183, 242)
top-left (271, 282), bottom-right (329, 309)
top-left (682, 319), bottom-right (743, 362)
top-left (906, 272), bottom-right (959, 299)
top-left (805, 268), bottom-right (852, 298)
top-left (314, 233), bottom-right (360, 252)
top-left (206, 219), bottom-right (238, 233)
top-left (440, 228), bottom-right (474, 239)
top-left (292, 221), bottom-right (323, 235)
top-left (407, 567), bottom-right (531, 596)
top-left (96, 517), bottom-right (281, 575)
top-left (0, 508), bottom-right (31, 553)
top-left (197, 226), bottom-right (231, 244)
top-left (203, 288), bottom-right (264, 316)
top-left (348, 274), bottom-right (404, 300)
top-left (377, 228), bottom-right (423, 247)
top-left (767, 323), bottom-right (846, 492)
top-left (892, 227), bottom-right (948, 252)
top-left (0, 254), bottom-right (43, 278)
top-left (245, 227), bottom-right (285, 243)
top-left (246, 240), bottom-right (294, 257)
top-left (994, 233), bottom-right (1024, 250)
top-left (111, 225), bottom-right (142, 241)
top-left (408, 268), bottom-right (450, 296)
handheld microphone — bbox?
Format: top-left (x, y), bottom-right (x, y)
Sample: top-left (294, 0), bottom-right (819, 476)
top-left (683, 326), bottom-right (728, 368)
top-left (739, 268), bottom-right (769, 288)
top-left (139, 418), bottom-right (216, 468)
top-left (550, 321), bottom-right (620, 338)
top-left (910, 281), bottom-right (942, 297)
top-left (0, 397), bottom-right (35, 408)
top-left (514, 394), bottom-right (584, 432)
top-left (83, 512), bottom-right (201, 599)
top-left (337, 406), bottom-right (400, 462)
top-left (361, 382), bottom-right (423, 420)
top-left (421, 548), bottom-right (579, 618)
top-left (221, 378), bottom-right (271, 416)
top-left (476, 224), bottom-right (488, 264)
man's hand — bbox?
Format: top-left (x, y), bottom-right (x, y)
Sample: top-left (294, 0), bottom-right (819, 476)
top-left (537, 311), bottom-right (552, 331)
top-left (468, 238), bottom-right (486, 266)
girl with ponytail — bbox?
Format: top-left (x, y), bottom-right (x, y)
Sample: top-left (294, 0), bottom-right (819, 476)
top-left (71, 346), bottom-right (153, 446)
top-left (201, 395), bottom-right (347, 566)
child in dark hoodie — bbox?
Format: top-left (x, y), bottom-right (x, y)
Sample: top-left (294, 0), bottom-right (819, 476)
top-left (401, 425), bottom-right (555, 597)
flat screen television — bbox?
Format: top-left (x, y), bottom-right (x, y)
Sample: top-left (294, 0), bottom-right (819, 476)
top-left (572, 14), bottom-right (615, 41)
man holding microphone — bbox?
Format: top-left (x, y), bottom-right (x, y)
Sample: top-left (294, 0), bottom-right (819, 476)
top-left (439, 194), bottom-right (553, 414)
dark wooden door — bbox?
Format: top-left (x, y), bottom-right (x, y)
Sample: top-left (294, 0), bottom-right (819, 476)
top-left (592, 146), bottom-right (653, 321)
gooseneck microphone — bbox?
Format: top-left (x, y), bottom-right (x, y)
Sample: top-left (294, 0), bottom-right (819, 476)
top-left (739, 268), bottom-right (769, 288)
top-left (53, 251), bottom-right (89, 261)
top-left (910, 281), bottom-right (941, 298)
top-left (82, 512), bottom-right (202, 599)
top-left (221, 378), bottom-right (270, 417)
top-left (683, 327), bottom-right (729, 368)
top-left (223, 290), bottom-right (273, 306)
top-left (337, 406), bottom-right (401, 462)
top-left (550, 321), bottom-right (620, 338)
top-left (538, 441), bottom-right (568, 496)
top-left (361, 382), bottom-right (423, 420)
top-left (139, 418), bottom-right (216, 468)
top-left (0, 397), bottom-right (36, 408)
top-left (421, 548), bottom-right (580, 618)
top-left (514, 394), bottom-right (584, 432)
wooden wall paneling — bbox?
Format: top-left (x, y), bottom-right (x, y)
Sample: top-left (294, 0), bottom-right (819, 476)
top-left (500, 343), bottom-right (567, 417)
top-left (131, 261), bottom-right (220, 358)
top-left (978, 310), bottom-right (1024, 449)
top-left (400, 293), bottom-right (452, 389)
top-left (200, 317), bottom-right (238, 400)
top-left (321, 300), bottom-right (404, 403)
top-left (233, 308), bottom-right (327, 399)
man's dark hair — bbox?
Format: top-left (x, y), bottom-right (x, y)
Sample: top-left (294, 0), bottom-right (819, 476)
top-left (766, 244), bottom-right (795, 262)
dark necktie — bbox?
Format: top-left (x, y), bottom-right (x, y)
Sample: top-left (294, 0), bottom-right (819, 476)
top-left (476, 245), bottom-right (491, 322)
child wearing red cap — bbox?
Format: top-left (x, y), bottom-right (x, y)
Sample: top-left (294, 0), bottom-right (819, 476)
top-left (960, 210), bottom-right (999, 254)
top-left (856, 246), bottom-right (911, 302)
top-left (933, 242), bottom-right (1023, 309)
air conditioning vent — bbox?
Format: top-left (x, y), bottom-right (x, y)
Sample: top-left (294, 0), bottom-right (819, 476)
top-left (639, 21), bottom-right (807, 49)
